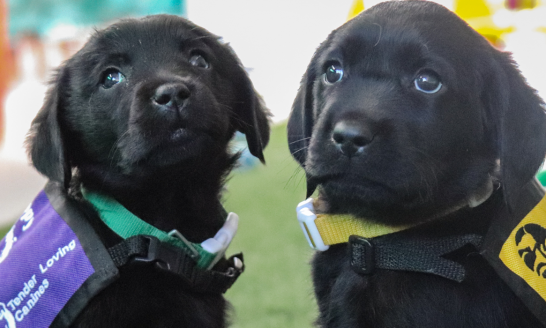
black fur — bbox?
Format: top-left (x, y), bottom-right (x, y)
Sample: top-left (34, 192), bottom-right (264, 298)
top-left (26, 15), bottom-right (270, 328)
top-left (288, 1), bottom-right (546, 327)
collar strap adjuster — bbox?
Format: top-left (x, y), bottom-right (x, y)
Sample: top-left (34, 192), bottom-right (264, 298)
top-left (109, 235), bottom-right (186, 274)
top-left (167, 229), bottom-right (200, 260)
top-left (131, 235), bottom-right (184, 273)
top-left (297, 198), bottom-right (330, 251)
top-left (349, 235), bottom-right (375, 274)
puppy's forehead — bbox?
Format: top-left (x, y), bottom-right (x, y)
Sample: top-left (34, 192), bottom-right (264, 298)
top-left (87, 15), bottom-right (216, 54)
top-left (329, 21), bottom-right (427, 68)
top-left (321, 1), bottom-right (488, 71)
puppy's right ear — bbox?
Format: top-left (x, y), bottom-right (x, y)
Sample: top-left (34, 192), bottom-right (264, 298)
top-left (26, 67), bottom-right (71, 188)
top-left (486, 52), bottom-right (546, 210)
top-left (287, 63), bottom-right (317, 168)
top-left (288, 58), bottom-right (322, 198)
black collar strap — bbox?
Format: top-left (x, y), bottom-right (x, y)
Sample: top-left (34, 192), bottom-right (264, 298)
top-left (349, 233), bottom-right (483, 282)
top-left (107, 235), bottom-right (244, 294)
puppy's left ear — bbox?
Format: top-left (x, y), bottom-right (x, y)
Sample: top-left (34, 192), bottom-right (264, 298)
top-left (190, 25), bottom-right (270, 163)
top-left (234, 81), bottom-right (270, 164)
top-left (488, 52), bottom-right (546, 208)
top-left (229, 56), bottom-right (270, 164)
top-left (26, 66), bottom-right (71, 188)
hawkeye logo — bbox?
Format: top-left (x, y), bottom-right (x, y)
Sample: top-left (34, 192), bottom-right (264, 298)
top-left (515, 224), bottom-right (546, 277)
top-left (500, 197), bottom-right (546, 301)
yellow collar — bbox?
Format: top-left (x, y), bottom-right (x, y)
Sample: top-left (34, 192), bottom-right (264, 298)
top-left (297, 198), bottom-right (414, 251)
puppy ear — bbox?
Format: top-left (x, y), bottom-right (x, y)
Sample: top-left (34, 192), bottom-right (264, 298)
top-left (488, 53), bottom-right (546, 208)
top-left (234, 81), bottom-right (270, 164)
top-left (288, 59), bottom-right (321, 198)
top-left (226, 50), bottom-right (270, 164)
top-left (188, 24), bottom-right (270, 163)
top-left (26, 67), bottom-right (71, 188)
top-left (287, 64), bottom-right (316, 167)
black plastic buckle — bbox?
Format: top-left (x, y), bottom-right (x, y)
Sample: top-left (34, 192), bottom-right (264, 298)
top-left (132, 236), bottom-right (182, 273)
top-left (349, 235), bottom-right (375, 275)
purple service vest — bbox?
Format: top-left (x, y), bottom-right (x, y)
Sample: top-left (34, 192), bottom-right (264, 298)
top-left (0, 183), bottom-right (119, 328)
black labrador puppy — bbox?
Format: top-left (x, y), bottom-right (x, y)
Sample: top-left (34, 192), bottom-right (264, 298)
top-left (288, 1), bottom-right (546, 327)
top-left (26, 15), bottom-right (269, 327)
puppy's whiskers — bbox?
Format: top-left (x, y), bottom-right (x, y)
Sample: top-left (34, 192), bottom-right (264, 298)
top-left (290, 146), bottom-right (309, 156)
top-left (107, 130), bottom-right (130, 168)
top-left (288, 137), bottom-right (312, 145)
top-left (218, 103), bottom-right (248, 127)
top-left (405, 146), bottom-right (441, 202)
top-left (286, 165), bottom-right (306, 190)
top-left (407, 146), bottom-right (442, 177)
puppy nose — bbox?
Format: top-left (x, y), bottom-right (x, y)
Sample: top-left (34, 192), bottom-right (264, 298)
top-left (152, 83), bottom-right (191, 110)
top-left (332, 121), bottom-right (373, 157)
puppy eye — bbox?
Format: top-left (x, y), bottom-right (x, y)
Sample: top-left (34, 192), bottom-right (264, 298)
top-left (102, 69), bottom-right (125, 89)
top-left (414, 71), bottom-right (442, 94)
top-left (323, 63), bottom-right (344, 84)
top-left (189, 54), bottom-right (209, 68)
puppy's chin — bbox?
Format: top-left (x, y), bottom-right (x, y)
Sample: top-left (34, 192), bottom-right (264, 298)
top-left (318, 172), bottom-right (497, 225)
top-left (78, 147), bottom-right (236, 192)
top-left (318, 178), bottom-right (418, 224)
top-left (75, 133), bottom-right (235, 191)
top-left (139, 133), bottom-right (217, 167)
top-left (317, 177), bottom-right (460, 225)
top-left (118, 127), bottom-right (229, 169)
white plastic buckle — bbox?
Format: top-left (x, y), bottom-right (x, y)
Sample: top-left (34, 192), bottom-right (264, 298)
top-left (200, 212), bottom-right (239, 269)
top-left (296, 198), bottom-right (329, 251)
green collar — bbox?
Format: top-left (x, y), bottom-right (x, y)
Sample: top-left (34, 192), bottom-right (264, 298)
top-left (81, 188), bottom-right (217, 269)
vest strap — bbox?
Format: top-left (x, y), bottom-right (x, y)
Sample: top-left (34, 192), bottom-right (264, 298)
top-left (107, 235), bottom-right (244, 294)
top-left (349, 234), bottom-right (483, 282)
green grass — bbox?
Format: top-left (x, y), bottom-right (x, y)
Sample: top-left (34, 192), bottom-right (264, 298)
top-left (224, 122), bottom-right (316, 327)
top-left (0, 225), bottom-right (8, 239)
top-left (0, 122), bottom-right (317, 327)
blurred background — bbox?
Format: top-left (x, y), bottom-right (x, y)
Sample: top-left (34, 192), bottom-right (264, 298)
top-left (0, 0), bottom-right (545, 326)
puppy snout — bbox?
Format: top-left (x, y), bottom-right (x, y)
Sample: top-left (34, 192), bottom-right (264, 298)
top-left (332, 121), bottom-right (373, 157)
top-left (152, 83), bottom-right (191, 110)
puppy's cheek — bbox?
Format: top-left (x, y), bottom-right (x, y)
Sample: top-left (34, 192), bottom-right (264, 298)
top-left (191, 83), bottom-right (234, 130)
top-left (306, 142), bottom-right (345, 175)
top-left (64, 102), bottom-right (126, 164)
top-left (191, 98), bottom-right (232, 138)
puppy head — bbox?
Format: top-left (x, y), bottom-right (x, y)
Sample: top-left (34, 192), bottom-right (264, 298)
top-left (27, 15), bottom-right (270, 189)
top-left (288, 1), bottom-right (546, 223)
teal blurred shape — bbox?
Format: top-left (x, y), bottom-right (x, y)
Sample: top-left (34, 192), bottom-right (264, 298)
top-left (537, 170), bottom-right (546, 187)
top-left (8, 0), bottom-right (186, 37)
top-left (232, 132), bottom-right (260, 172)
